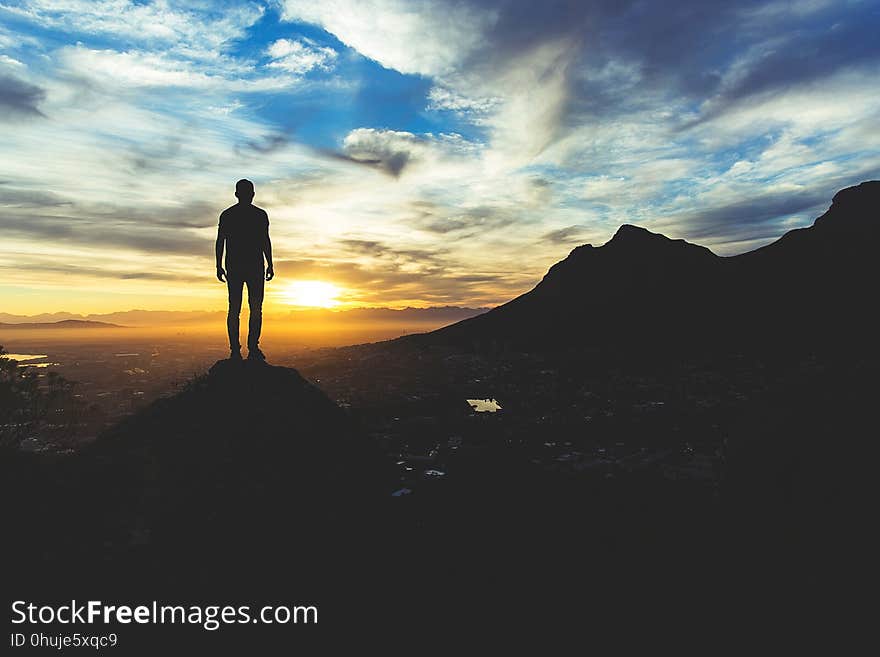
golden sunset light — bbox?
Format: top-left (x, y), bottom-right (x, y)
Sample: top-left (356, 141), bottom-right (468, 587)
top-left (280, 280), bottom-right (343, 308)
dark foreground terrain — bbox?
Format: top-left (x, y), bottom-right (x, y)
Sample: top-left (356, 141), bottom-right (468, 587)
top-left (3, 183), bottom-right (877, 649)
top-left (3, 353), bottom-right (873, 649)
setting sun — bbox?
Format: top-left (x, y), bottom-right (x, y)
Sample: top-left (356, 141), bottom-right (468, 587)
top-left (281, 280), bottom-right (342, 308)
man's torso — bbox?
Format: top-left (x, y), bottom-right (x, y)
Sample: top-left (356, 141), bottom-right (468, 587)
top-left (219, 203), bottom-right (268, 275)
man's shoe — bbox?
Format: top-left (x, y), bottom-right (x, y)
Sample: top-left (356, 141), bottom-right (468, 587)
top-left (229, 348), bottom-right (242, 361)
top-left (247, 346), bottom-right (266, 361)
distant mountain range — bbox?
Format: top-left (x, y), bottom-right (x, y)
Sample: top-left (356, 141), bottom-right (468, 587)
top-left (0, 319), bottom-right (123, 329)
top-left (411, 180), bottom-right (879, 351)
top-left (0, 306), bottom-right (489, 327)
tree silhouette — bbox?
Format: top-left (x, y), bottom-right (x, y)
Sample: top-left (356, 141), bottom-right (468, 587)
top-left (0, 346), bottom-right (89, 450)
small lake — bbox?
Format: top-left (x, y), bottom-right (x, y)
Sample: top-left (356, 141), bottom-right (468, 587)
top-left (467, 398), bottom-right (502, 413)
top-left (4, 354), bottom-right (55, 367)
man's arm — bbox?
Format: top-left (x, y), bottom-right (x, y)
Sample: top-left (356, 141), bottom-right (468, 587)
top-left (263, 234), bottom-right (274, 281)
top-left (215, 221), bottom-right (226, 282)
top-left (263, 213), bottom-right (274, 281)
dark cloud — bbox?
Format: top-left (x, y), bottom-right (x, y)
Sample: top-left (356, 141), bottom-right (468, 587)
top-left (321, 150), bottom-right (385, 174)
top-left (333, 129), bottom-right (428, 177)
top-left (0, 210), bottom-right (208, 255)
top-left (672, 191), bottom-right (828, 243)
top-left (330, 150), bottom-right (410, 177)
top-left (407, 204), bottom-right (519, 236)
top-left (117, 271), bottom-right (199, 281)
top-left (340, 238), bottom-right (448, 268)
top-left (0, 73), bottom-right (46, 119)
top-left (454, 273), bottom-right (512, 284)
top-left (127, 136), bottom-right (184, 172)
top-left (89, 200), bottom-right (220, 229)
top-left (434, 0), bottom-right (879, 132)
top-left (685, 15), bottom-right (880, 126)
top-left (0, 186), bottom-right (71, 208)
top-left (542, 225), bottom-right (587, 243)
top-left (0, 261), bottom-right (200, 283)
top-left (236, 132), bottom-right (290, 156)
top-left (1, 195), bottom-right (222, 231)
top-left (339, 238), bottom-right (383, 254)
top-left (661, 168), bottom-right (880, 248)
top-left (443, 0), bottom-right (743, 130)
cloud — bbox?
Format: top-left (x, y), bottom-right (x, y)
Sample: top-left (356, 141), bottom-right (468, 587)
top-left (5, 3), bottom-right (329, 104)
top-left (648, 158), bottom-right (880, 253)
top-left (426, 85), bottom-right (499, 115)
top-left (408, 204), bottom-right (519, 237)
top-left (338, 128), bottom-right (477, 177)
top-left (275, 1), bottom-right (579, 163)
top-left (265, 38), bottom-right (337, 74)
top-left (581, 176), bottom-right (630, 203)
top-left (693, 15), bottom-right (880, 124)
top-left (542, 225), bottom-right (587, 244)
top-left (339, 238), bottom-right (448, 269)
top-left (0, 187), bottom-right (224, 257)
top-left (238, 133), bottom-right (290, 156)
top-left (0, 261), bottom-right (201, 283)
top-left (663, 189), bottom-right (830, 244)
top-left (0, 54), bottom-right (24, 68)
top-left (0, 73), bottom-right (45, 118)
top-left (278, 0), bottom-right (497, 76)
top-left (282, 0), bottom-right (879, 158)
top-left (0, 209), bottom-right (209, 255)
top-left (56, 46), bottom-right (295, 92)
top-left (337, 131), bottom-right (412, 177)
top-left (0, 185), bottom-right (68, 207)
top-left (2, 0), bottom-right (264, 56)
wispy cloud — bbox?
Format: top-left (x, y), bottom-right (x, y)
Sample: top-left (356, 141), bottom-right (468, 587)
top-left (265, 38), bottom-right (337, 74)
top-left (0, 72), bottom-right (45, 118)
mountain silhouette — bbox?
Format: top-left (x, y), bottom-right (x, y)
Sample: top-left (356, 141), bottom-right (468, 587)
top-left (416, 181), bottom-right (879, 352)
top-left (0, 319), bottom-right (124, 329)
top-left (727, 181), bottom-right (879, 339)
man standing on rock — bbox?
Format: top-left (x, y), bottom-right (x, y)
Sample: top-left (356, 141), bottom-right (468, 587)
top-left (215, 179), bottom-right (274, 361)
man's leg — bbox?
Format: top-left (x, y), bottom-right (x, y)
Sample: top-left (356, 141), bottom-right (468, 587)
top-left (245, 273), bottom-right (265, 352)
top-left (227, 275), bottom-right (244, 353)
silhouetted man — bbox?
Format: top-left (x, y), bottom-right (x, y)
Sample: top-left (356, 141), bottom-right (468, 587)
top-left (216, 179), bottom-right (274, 361)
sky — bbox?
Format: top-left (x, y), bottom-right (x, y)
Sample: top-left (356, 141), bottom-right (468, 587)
top-left (1, 0), bottom-right (879, 314)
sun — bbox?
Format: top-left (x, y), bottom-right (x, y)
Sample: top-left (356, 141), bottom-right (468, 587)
top-left (280, 280), bottom-right (343, 308)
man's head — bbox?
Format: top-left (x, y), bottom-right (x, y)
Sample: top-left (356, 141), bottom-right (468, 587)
top-left (235, 179), bottom-right (255, 203)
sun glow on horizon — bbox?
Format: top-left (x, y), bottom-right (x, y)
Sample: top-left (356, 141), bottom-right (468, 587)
top-left (280, 280), bottom-right (343, 308)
